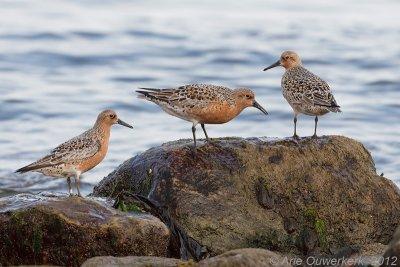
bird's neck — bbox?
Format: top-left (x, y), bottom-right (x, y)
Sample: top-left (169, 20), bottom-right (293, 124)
top-left (93, 122), bottom-right (112, 143)
top-left (284, 63), bottom-right (302, 70)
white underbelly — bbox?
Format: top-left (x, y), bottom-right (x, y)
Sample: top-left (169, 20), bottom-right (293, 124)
top-left (36, 164), bottom-right (77, 178)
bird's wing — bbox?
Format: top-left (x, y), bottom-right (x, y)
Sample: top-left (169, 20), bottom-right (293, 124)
top-left (50, 131), bottom-right (101, 162)
top-left (298, 70), bottom-right (340, 109)
top-left (137, 84), bottom-right (230, 108)
top-left (16, 130), bottom-right (100, 173)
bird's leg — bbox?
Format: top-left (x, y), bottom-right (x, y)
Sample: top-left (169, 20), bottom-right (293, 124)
top-left (293, 114), bottom-right (299, 139)
top-left (201, 124), bottom-right (210, 142)
top-left (67, 177), bottom-right (72, 196)
top-left (192, 125), bottom-right (197, 149)
top-left (75, 171), bottom-right (82, 197)
top-left (313, 116), bottom-right (318, 138)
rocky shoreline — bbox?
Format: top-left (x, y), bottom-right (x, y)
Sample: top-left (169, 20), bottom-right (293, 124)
top-left (1, 135), bottom-right (399, 266)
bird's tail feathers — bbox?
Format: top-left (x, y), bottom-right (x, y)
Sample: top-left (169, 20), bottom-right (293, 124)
top-left (15, 162), bottom-right (53, 173)
top-left (330, 107), bottom-right (342, 113)
top-left (137, 87), bottom-right (163, 92)
top-left (136, 88), bottom-right (175, 103)
top-left (136, 90), bottom-right (152, 99)
top-left (16, 164), bottom-right (40, 173)
top-left (315, 102), bottom-right (341, 113)
top-left (327, 103), bottom-right (341, 113)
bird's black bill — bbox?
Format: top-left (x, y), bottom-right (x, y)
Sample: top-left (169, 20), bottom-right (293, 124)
top-left (263, 60), bottom-right (281, 71)
top-left (117, 119), bottom-right (133, 129)
top-left (253, 101), bottom-right (268, 115)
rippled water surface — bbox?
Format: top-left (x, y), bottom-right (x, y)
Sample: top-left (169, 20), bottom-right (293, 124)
top-left (0, 0), bottom-right (399, 196)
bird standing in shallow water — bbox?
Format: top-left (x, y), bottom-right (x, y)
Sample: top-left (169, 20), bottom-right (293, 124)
top-left (136, 84), bottom-right (268, 148)
top-left (16, 110), bottom-right (133, 196)
top-left (263, 51), bottom-right (341, 138)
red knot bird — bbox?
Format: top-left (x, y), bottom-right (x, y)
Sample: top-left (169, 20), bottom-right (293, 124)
top-left (136, 84), bottom-right (268, 148)
top-left (16, 110), bottom-right (133, 196)
top-left (263, 51), bottom-right (341, 138)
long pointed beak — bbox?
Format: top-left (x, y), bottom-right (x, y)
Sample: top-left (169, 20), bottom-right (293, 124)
top-left (117, 119), bottom-right (133, 129)
top-left (263, 60), bottom-right (281, 71)
top-left (253, 100), bottom-right (268, 115)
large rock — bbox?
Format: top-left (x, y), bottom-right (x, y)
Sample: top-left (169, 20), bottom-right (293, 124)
top-left (382, 226), bottom-right (400, 267)
top-left (82, 255), bottom-right (184, 267)
top-left (82, 248), bottom-right (291, 267)
top-left (197, 248), bottom-right (291, 267)
top-left (93, 136), bottom-right (400, 256)
top-left (0, 193), bottom-right (170, 266)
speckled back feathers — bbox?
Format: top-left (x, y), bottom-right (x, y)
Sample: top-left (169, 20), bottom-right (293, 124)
top-left (282, 66), bottom-right (341, 115)
top-left (138, 84), bottom-right (237, 107)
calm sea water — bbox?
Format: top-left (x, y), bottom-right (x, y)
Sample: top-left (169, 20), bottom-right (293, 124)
top-left (0, 0), bottom-right (399, 196)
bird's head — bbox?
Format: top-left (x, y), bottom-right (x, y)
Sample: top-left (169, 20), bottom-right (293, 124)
top-left (96, 109), bottom-right (133, 129)
top-left (263, 51), bottom-right (302, 71)
top-left (234, 88), bottom-right (268, 115)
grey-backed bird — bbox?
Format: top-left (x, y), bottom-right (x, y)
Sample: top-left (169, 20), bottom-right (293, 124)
top-left (264, 51), bottom-right (341, 138)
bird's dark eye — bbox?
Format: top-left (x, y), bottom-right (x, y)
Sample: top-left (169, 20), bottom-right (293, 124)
top-left (109, 114), bottom-right (116, 119)
top-left (245, 94), bottom-right (251, 99)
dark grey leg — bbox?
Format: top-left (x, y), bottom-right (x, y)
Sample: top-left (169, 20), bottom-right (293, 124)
top-left (192, 125), bottom-right (197, 148)
top-left (201, 124), bottom-right (210, 142)
top-left (293, 115), bottom-right (299, 139)
top-left (313, 116), bottom-right (318, 138)
top-left (67, 177), bottom-right (72, 196)
top-left (75, 172), bottom-right (81, 197)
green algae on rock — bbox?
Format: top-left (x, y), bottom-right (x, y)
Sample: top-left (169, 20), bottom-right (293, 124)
top-left (92, 136), bottom-right (400, 256)
top-left (82, 255), bottom-right (186, 267)
top-left (0, 193), bottom-right (170, 266)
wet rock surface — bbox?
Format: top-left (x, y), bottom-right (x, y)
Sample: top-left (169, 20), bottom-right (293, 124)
top-left (197, 248), bottom-right (291, 267)
top-left (82, 248), bottom-right (290, 267)
top-left (382, 226), bottom-right (400, 267)
top-left (0, 192), bottom-right (170, 266)
top-left (93, 136), bottom-right (400, 256)
top-left (82, 255), bottom-right (184, 267)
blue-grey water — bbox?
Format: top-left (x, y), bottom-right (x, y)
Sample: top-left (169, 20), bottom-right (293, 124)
top-left (0, 0), bottom-right (399, 196)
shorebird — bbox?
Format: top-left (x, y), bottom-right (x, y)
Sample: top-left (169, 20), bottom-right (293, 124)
top-left (136, 84), bottom-right (268, 148)
top-left (263, 51), bottom-right (341, 138)
top-left (16, 110), bottom-right (133, 196)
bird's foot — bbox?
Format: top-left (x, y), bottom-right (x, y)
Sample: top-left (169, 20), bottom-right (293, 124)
top-left (292, 134), bottom-right (300, 140)
top-left (312, 134), bottom-right (318, 139)
top-left (190, 145), bottom-right (197, 157)
top-left (68, 193), bottom-right (83, 197)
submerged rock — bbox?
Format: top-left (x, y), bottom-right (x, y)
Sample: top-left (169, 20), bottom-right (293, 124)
top-left (93, 135), bottom-right (400, 256)
top-left (0, 192), bottom-right (170, 266)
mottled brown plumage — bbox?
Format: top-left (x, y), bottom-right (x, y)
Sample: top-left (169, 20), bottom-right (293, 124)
top-left (264, 51), bottom-right (341, 138)
top-left (137, 84), bottom-right (268, 148)
top-left (16, 110), bottom-right (133, 196)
